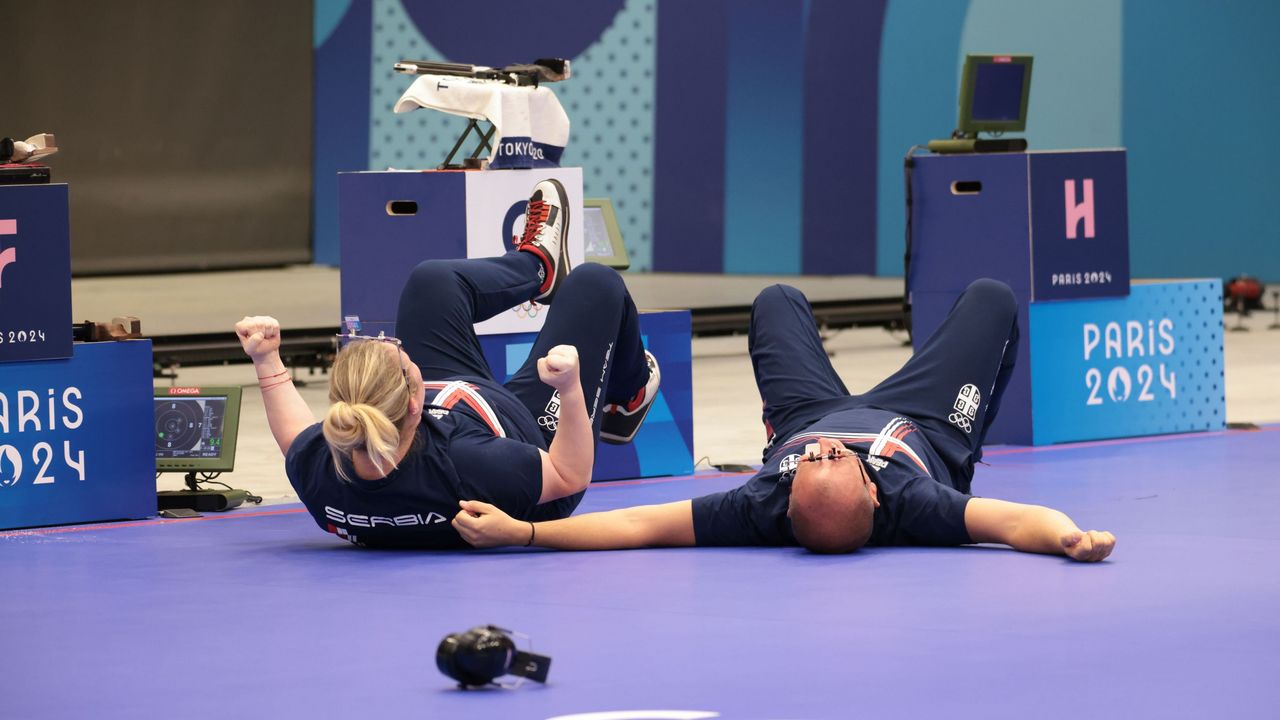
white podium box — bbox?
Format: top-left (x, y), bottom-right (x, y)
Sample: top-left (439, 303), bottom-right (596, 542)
top-left (338, 168), bottom-right (583, 336)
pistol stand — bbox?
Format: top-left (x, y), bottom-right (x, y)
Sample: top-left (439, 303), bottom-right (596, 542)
top-left (441, 119), bottom-right (496, 170)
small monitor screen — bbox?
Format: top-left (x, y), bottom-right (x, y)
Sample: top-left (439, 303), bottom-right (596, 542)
top-left (154, 386), bottom-right (242, 472)
top-left (583, 206), bottom-right (614, 259)
top-left (957, 54), bottom-right (1033, 135)
top-left (155, 396), bottom-right (229, 459)
top-left (971, 63), bottom-right (1026, 122)
top-left (580, 198), bottom-right (630, 270)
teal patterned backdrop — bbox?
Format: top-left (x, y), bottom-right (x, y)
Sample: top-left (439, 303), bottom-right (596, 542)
top-left (365, 0), bottom-right (656, 269)
top-left (315, 0), bottom-right (1280, 282)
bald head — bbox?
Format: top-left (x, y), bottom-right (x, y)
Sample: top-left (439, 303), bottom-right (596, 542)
top-left (788, 452), bottom-right (877, 554)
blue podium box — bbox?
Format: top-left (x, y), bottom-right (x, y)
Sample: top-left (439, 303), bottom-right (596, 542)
top-left (0, 183), bottom-right (73, 363)
top-left (909, 150), bottom-right (1130, 302)
top-left (0, 341), bottom-right (156, 530)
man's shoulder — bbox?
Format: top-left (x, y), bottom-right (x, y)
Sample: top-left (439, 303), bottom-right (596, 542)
top-left (869, 473), bottom-right (972, 547)
top-left (690, 471), bottom-right (794, 547)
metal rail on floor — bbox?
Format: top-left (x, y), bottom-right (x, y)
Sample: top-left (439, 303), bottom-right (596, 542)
top-left (690, 296), bottom-right (908, 337)
top-left (148, 297), bottom-right (908, 374)
top-left (151, 329), bottom-right (337, 377)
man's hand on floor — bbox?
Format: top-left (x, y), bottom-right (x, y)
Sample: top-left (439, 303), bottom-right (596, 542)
top-left (1061, 530), bottom-right (1116, 562)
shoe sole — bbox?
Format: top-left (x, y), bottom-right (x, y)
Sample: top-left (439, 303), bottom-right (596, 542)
top-left (537, 178), bottom-right (570, 303)
top-left (599, 396), bottom-right (655, 445)
top-left (600, 352), bottom-right (659, 444)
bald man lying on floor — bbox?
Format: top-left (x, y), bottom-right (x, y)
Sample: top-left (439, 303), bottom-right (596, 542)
top-left (453, 279), bottom-right (1115, 562)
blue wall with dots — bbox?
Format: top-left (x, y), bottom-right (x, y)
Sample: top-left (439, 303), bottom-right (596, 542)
top-left (316, 0), bottom-right (656, 268)
top-left (315, 0), bottom-right (1280, 281)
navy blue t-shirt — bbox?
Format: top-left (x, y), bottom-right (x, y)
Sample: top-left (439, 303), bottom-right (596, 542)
top-left (285, 376), bottom-right (546, 549)
top-left (692, 408), bottom-right (972, 548)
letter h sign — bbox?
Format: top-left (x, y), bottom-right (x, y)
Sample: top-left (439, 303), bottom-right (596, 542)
top-left (0, 219), bottom-right (16, 288)
top-left (1064, 179), bottom-right (1095, 239)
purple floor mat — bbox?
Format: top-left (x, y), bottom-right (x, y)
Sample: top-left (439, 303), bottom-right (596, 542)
top-left (3, 427), bottom-right (1278, 719)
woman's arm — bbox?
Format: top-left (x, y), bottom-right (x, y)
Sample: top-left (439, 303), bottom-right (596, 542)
top-left (235, 316), bottom-right (316, 456)
top-left (535, 345), bottom-right (594, 504)
top-left (965, 497), bottom-right (1116, 562)
top-left (454, 499), bottom-right (696, 550)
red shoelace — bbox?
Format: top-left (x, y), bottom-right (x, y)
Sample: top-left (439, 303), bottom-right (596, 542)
top-left (518, 200), bottom-right (550, 246)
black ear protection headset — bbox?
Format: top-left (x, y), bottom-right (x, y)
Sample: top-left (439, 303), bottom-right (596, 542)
top-left (436, 625), bottom-right (551, 688)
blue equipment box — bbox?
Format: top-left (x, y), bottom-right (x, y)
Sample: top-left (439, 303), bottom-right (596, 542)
top-left (0, 341), bottom-right (156, 530)
top-left (1027, 280), bottom-right (1225, 444)
top-left (0, 183), bottom-right (72, 363)
top-left (909, 150), bottom-right (1130, 302)
top-left (910, 150), bottom-right (1222, 445)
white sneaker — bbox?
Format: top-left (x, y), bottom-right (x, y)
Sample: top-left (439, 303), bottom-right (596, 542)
top-left (515, 178), bottom-right (570, 304)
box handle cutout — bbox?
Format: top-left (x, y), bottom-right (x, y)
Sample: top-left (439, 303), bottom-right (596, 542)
top-left (386, 201), bottom-right (418, 216)
top-left (950, 181), bottom-right (982, 195)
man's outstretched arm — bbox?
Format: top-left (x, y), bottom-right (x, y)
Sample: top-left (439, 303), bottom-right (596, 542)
top-left (965, 497), bottom-right (1116, 562)
top-left (453, 499), bottom-right (696, 550)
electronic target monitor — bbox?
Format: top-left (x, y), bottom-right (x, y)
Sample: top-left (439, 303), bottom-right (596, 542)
top-left (582, 198), bottom-right (630, 270)
top-left (957, 54), bottom-right (1034, 135)
top-left (154, 386), bottom-right (243, 473)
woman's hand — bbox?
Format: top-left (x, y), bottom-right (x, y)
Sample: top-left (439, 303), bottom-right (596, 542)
top-left (235, 316), bottom-right (283, 362)
top-left (536, 344), bottom-right (580, 393)
top-left (453, 500), bottom-right (531, 548)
